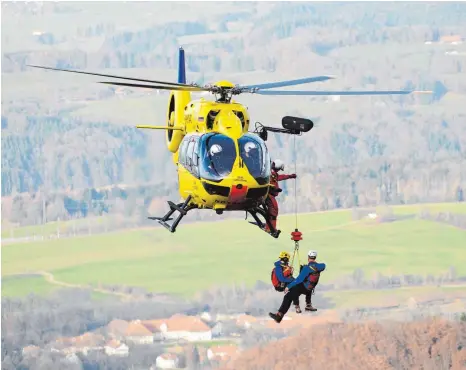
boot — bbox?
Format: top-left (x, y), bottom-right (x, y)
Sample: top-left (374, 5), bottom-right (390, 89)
top-left (305, 303), bottom-right (317, 312)
top-left (269, 312), bottom-right (283, 323)
top-left (295, 305), bottom-right (302, 314)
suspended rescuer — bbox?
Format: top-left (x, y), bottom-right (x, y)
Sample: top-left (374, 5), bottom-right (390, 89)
top-left (269, 250), bottom-right (326, 323)
top-left (271, 251), bottom-right (304, 313)
top-left (264, 159), bottom-right (297, 233)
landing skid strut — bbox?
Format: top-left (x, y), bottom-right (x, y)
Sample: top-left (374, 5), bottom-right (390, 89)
top-left (149, 195), bottom-right (280, 238)
top-left (246, 205), bottom-right (281, 239)
top-left (148, 195), bottom-right (195, 233)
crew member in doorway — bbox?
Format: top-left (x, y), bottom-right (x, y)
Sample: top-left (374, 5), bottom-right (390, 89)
top-left (264, 159), bottom-right (296, 233)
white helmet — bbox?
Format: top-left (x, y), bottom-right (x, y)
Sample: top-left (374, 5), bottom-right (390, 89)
top-left (273, 159), bottom-right (284, 171)
top-left (308, 250), bottom-right (317, 258)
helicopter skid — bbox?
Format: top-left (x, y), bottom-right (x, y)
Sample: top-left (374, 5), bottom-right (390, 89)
top-left (148, 195), bottom-right (195, 233)
top-left (246, 206), bottom-right (281, 239)
top-left (148, 195), bottom-right (279, 238)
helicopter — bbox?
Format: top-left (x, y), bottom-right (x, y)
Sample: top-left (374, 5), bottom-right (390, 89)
top-left (28, 47), bottom-right (429, 238)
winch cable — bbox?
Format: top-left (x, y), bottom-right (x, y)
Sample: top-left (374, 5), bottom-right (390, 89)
top-left (289, 134), bottom-right (303, 272)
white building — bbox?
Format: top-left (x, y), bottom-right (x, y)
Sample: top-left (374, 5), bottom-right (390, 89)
top-left (125, 320), bottom-right (154, 344)
top-left (104, 340), bottom-right (129, 357)
top-left (160, 314), bottom-right (212, 342)
top-left (140, 319), bottom-right (164, 341)
top-left (155, 353), bottom-right (181, 369)
top-left (51, 332), bottom-right (105, 355)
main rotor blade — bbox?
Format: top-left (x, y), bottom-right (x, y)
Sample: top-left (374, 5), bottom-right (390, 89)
top-left (99, 81), bottom-right (211, 92)
top-left (27, 65), bottom-right (198, 88)
top-left (241, 76), bottom-right (335, 90)
top-left (253, 89), bottom-right (432, 96)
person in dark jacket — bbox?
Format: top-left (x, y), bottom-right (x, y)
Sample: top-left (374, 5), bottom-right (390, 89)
top-left (269, 250), bottom-right (325, 323)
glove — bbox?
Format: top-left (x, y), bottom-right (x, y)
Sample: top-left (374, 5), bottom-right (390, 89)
top-left (290, 174), bottom-right (297, 179)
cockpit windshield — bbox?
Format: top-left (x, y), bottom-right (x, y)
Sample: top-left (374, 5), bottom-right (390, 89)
top-left (238, 133), bottom-right (271, 183)
top-left (199, 133), bottom-right (237, 182)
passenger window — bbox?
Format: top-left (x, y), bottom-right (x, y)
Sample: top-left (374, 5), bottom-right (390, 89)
top-left (191, 137), bottom-right (200, 178)
top-left (179, 137), bottom-right (189, 166)
top-left (186, 139), bottom-right (195, 171)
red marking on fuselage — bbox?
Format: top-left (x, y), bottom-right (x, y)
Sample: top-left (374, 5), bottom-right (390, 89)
top-left (228, 185), bottom-right (248, 204)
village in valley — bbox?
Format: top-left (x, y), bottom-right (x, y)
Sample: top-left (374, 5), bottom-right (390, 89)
top-left (20, 309), bottom-right (341, 369)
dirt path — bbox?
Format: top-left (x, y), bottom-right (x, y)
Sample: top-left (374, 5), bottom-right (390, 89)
top-left (37, 271), bottom-right (133, 299)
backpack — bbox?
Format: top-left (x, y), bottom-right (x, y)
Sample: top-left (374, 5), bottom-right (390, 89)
top-left (271, 265), bottom-right (292, 292)
top-left (307, 264), bottom-right (321, 287)
top-left (299, 263), bottom-right (320, 288)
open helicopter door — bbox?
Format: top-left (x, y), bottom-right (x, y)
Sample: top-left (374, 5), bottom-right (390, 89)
top-left (247, 115), bottom-right (313, 238)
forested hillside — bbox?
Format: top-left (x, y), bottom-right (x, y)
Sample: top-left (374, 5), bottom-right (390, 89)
top-left (223, 319), bottom-right (466, 370)
top-left (2, 2), bottom-right (466, 226)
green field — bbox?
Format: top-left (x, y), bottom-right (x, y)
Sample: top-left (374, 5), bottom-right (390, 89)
top-left (1, 216), bottom-right (108, 239)
top-left (2, 203), bottom-right (466, 299)
top-left (1, 275), bottom-right (56, 297)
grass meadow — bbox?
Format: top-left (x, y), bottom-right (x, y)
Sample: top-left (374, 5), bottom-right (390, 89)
top-left (2, 202), bottom-right (466, 306)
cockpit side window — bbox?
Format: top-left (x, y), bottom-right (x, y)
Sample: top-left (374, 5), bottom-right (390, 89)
top-left (238, 134), bottom-right (270, 185)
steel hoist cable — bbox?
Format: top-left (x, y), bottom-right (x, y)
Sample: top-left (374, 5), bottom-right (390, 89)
top-left (289, 134), bottom-right (302, 273)
top-left (293, 134), bottom-right (298, 229)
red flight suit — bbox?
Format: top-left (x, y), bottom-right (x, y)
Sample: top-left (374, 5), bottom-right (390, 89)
top-left (265, 169), bottom-right (296, 232)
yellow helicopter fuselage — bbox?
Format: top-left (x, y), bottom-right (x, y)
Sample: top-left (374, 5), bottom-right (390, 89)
top-left (167, 87), bottom-right (271, 212)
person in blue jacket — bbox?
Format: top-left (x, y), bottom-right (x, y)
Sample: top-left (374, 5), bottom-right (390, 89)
top-left (271, 251), bottom-right (302, 313)
top-left (269, 250), bottom-right (326, 323)
top-left (272, 252), bottom-right (294, 287)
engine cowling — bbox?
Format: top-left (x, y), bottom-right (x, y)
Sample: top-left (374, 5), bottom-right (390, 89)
top-left (166, 90), bottom-right (191, 153)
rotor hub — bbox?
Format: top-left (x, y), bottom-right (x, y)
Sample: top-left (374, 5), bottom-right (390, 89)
top-left (213, 80), bottom-right (235, 89)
